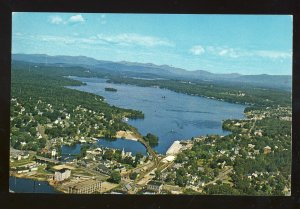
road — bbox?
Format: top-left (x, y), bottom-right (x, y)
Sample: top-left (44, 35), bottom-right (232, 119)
top-left (137, 138), bottom-right (159, 164)
top-left (249, 118), bottom-right (257, 133)
top-left (205, 167), bottom-right (233, 186)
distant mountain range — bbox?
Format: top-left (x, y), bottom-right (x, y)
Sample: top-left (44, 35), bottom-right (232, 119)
top-left (12, 53), bottom-right (292, 90)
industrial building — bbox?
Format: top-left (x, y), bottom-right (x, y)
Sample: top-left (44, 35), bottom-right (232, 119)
top-left (68, 179), bottom-right (102, 194)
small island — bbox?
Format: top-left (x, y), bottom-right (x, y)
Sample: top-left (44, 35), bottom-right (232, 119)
top-left (105, 87), bottom-right (117, 92)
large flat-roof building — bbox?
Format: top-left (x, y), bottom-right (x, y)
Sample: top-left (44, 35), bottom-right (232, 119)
top-left (68, 179), bottom-right (102, 194)
top-left (166, 141), bottom-right (182, 155)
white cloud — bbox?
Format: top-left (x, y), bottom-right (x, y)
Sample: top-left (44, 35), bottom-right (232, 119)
top-left (96, 33), bottom-right (174, 47)
top-left (19, 34), bottom-right (89, 46)
top-left (206, 46), bottom-right (244, 58)
top-left (49, 14), bottom-right (85, 25)
top-left (190, 45), bottom-right (205, 55)
top-left (255, 50), bottom-right (291, 59)
top-left (203, 45), bottom-right (291, 60)
top-left (14, 32), bottom-right (23, 36)
top-left (49, 16), bottom-right (64, 24)
top-left (68, 14), bottom-right (85, 23)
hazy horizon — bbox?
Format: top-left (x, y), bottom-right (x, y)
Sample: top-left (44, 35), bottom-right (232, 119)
top-left (12, 52), bottom-right (293, 76)
top-left (12, 13), bottom-right (293, 75)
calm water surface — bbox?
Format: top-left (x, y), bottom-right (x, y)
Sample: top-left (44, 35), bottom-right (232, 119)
top-left (67, 77), bottom-right (246, 154)
top-left (61, 139), bottom-right (146, 158)
top-left (9, 176), bottom-right (58, 193)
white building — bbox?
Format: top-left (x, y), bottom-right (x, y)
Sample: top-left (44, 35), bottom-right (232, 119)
top-left (51, 149), bottom-right (57, 158)
top-left (54, 168), bottom-right (71, 181)
top-left (166, 141), bottom-right (182, 155)
top-left (147, 181), bottom-right (163, 194)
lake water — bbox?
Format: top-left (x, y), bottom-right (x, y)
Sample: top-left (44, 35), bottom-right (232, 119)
top-left (9, 176), bottom-right (58, 193)
top-left (61, 139), bottom-right (147, 158)
top-left (66, 77), bottom-right (246, 154)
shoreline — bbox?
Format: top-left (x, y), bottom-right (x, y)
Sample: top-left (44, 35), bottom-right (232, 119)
top-left (10, 173), bottom-right (66, 193)
top-left (115, 130), bottom-right (140, 141)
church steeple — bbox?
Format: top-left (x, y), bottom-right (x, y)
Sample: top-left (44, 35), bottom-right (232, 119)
top-left (121, 148), bottom-right (125, 158)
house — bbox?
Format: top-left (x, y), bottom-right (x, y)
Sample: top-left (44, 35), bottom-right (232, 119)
top-left (254, 130), bottom-right (263, 137)
top-left (147, 181), bottom-right (163, 194)
top-left (248, 144), bottom-right (255, 149)
top-left (54, 168), bottom-right (71, 181)
top-left (263, 146), bottom-right (272, 154)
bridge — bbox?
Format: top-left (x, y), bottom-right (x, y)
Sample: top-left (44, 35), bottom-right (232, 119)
top-left (35, 156), bottom-right (60, 164)
top-left (138, 138), bottom-right (159, 164)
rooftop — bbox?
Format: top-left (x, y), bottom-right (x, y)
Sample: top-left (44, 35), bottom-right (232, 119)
top-left (56, 168), bottom-right (70, 173)
top-left (148, 180), bottom-right (163, 186)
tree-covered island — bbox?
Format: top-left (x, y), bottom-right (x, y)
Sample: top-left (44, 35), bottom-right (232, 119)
top-left (105, 87), bottom-right (117, 92)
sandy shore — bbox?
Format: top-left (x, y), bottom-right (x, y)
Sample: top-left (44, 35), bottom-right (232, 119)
top-left (115, 130), bottom-right (140, 141)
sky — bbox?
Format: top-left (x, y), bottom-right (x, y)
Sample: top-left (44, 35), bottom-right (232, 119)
top-left (12, 13), bottom-right (293, 75)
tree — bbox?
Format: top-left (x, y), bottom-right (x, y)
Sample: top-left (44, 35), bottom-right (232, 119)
top-left (165, 173), bottom-right (175, 183)
top-left (103, 149), bottom-right (114, 160)
top-left (129, 172), bottom-right (138, 180)
top-left (143, 133), bottom-right (159, 147)
top-left (175, 175), bottom-right (188, 187)
top-left (175, 153), bottom-right (186, 163)
top-left (135, 152), bottom-right (143, 161)
top-left (204, 184), bottom-right (240, 195)
top-left (155, 169), bottom-right (161, 180)
top-left (109, 171), bottom-right (121, 183)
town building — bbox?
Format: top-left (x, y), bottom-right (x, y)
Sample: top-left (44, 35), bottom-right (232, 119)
top-left (54, 168), bottom-right (71, 181)
top-left (51, 149), bottom-right (56, 158)
top-left (147, 181), bottom-right (163, 194)
top-left (263, 146), bottom-right (272, 154)
top-left (68, 179), bottom-right (102, 194)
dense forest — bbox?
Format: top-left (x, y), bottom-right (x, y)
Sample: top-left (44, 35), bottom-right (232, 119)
top-left (10, 61), bottom-right (144, 151)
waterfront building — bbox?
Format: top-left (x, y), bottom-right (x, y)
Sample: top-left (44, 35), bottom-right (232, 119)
top-left (147, 181), bottom-right (163, 194)
top-left (54, 168), bottom-right (71, 181)
top-left (166, 141), bottom-right (182, 155)
top-left (68, 180), bottom-right (102, 194)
